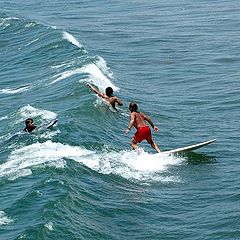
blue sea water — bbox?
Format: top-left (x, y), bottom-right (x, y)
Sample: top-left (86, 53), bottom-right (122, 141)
top-left (0, 0), bottom-right (240, 239)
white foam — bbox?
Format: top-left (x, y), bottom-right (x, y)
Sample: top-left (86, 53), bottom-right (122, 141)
top-left (0, 141), bottom-right (93, 180)
top-left (45, 221), bottom-right (54, 231)
top-left (0, 86), bottom-right (30, 94)
top-left (63, 31), bottom-right (82, 48)
top-left (39, 129), bottom-right (61, 139)
top-left (0, 211), bottom-right (13, 225)
top-left (25, 38), bottom-right (39, 47)
top-left (1, 139), bottom-right (184, 183)
top-left (0, 116), bottom-right (8, 121)
top-left (95, 56), bottom-right (114, 79)
top-left (0, 18), bottom-right (11, 29)
top-left (95, 149), bottom-right (184, 183)
top-left (0, 18), bottom-right (7, 27)
top-left (19, 105), bottom-right (57, 122)
top-left (93, 98), bottom-right (117, 112)
top-left (51, 63), bottom-right (119, 93)
top-left (50, 60), bottom-right (75, 69)
top-left (25, 22), bottom-right (36, 28)
top-left (80, 63), bottom-right (119, 92)
top-left (51, 68), bottom-right (83, 84)
top-left (8, 169), bottom-right (32, 181)
top-left (5, 17), bottom-right (19, 20)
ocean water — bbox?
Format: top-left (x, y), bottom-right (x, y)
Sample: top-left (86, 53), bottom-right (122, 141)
top-left (0, 0), bottom-right (239, 239)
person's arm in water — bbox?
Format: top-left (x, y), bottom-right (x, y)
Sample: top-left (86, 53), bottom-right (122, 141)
top-left (86, 83), bottom-right (104, 98)
top-left (125, 112), bottom-right (136, 134)
top-left (143, 113), bottom-right (158, 132)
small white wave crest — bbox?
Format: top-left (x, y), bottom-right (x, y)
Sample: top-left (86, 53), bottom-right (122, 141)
top-left (45, 221), bottom-right (54, 231)
top-left (0, 211), bottom-right (13, 225)
top-left (51, 68), bottom-right (83, 84)
top-left (0, 86), bottom-right (30, 94)
top-left (18, 105), bottom-right (57, 123)
top-left (63, 31), bottom-right (82, 48)
top-left (51, 62), bottom-right (119, 92)
top-left (80, 63), bottom-right (119, 92)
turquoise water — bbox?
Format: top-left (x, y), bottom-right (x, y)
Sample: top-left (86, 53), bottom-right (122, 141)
top-left (0, 1), bottom-right (240, 239)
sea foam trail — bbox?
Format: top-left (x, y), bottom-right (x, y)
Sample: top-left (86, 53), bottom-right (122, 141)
top-left (1, 141), bottom-right (184, 183)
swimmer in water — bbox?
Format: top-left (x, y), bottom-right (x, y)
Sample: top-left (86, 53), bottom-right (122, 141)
top-left (23, 118), bottom-right (37, 132)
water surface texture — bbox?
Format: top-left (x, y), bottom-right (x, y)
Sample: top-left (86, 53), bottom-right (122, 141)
top-left (0, 1), bottom-right (239, 239)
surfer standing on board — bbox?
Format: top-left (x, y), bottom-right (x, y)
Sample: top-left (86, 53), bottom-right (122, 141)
top-left (125, 102), bottom-right (161, 153)
top-left (86, 83), bottom-right (123, 111)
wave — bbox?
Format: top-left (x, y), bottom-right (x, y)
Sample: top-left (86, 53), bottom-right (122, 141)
top-left (51, 60), bottom-right (119, 92)
top-left (79, 63), bottom-right (119, 92)
top-left (1, 13), bottom-right (119, 100)
top-left (18, 105), bottom-right (57, 122)
top-left (63, 31), bottom-right (83, 48)
top-left (0, 140), bottom-right (184, 183)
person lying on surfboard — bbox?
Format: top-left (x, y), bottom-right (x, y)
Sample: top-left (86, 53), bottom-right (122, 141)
top-left (23, 118), bottom-right (37, 132)
top-left (125, 102), bottom-right (161, 153)
top-left (86, 83), bottom-right (123, 111)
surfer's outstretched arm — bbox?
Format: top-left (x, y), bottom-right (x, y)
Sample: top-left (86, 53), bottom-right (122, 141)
top-left (86, 83), bottom-right (104, 98)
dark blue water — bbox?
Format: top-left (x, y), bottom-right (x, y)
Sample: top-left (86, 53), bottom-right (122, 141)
top-left (1, 1), bottom-right (240, 239)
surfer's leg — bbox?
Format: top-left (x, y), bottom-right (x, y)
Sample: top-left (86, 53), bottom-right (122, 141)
top-left (148, 140), bottom-right (161, 153)
top-left (131, 139), bottom-right (138, 150)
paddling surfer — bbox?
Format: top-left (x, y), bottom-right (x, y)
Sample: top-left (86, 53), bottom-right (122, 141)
top-left (125, 102), bottom-right (161, 153)
top-left (86, 83), bottom-right (123, 111)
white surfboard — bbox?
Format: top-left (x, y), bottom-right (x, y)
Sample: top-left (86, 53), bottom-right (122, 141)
top-left (161, 139), bottom-right (216, 155)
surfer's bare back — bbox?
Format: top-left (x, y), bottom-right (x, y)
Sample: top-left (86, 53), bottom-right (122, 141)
top-left (125, 102), bottom-right (161, 153)
top-left (86, 83), bottom-right (123, 111)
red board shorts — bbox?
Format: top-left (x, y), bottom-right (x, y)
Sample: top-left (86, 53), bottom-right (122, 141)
top-left (133, 126), bottom-right (152, 143)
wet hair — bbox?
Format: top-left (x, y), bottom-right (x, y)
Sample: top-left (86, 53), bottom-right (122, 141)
top-left (129, 102), bottom-right (138, 112)
top-left (25, 118), bottom-right (33, 126)
top-left (105, 87), bottom-right (113, 97)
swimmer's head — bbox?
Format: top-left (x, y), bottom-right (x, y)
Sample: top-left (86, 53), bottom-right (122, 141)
top-left (105, 87), bottom-right (113, 97)
top-left (25, 118), bottom-right (33, 126)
